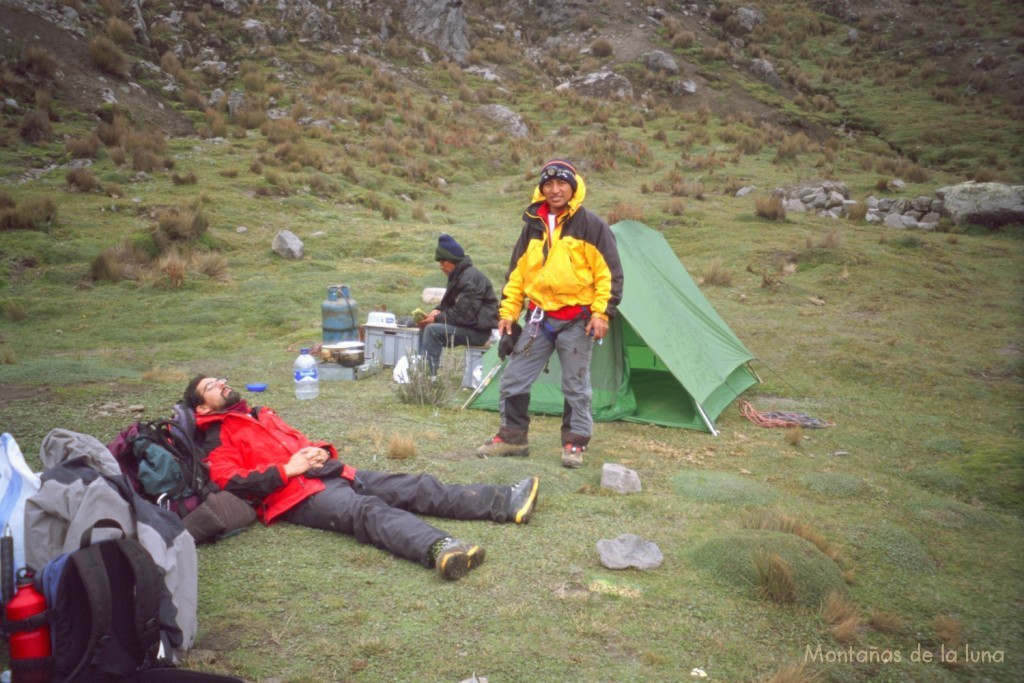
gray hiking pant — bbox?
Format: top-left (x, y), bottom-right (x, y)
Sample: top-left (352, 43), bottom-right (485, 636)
top-left (280, 472), bottom-right (514, 567)
top-left (497, 315), bottom-right (594, 446)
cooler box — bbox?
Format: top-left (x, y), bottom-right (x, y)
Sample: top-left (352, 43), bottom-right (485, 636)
top-left (364, 325), bottom-right (419, 367)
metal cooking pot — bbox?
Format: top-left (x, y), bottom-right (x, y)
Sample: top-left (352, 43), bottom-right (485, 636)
top-left (323, 341), bottom-right (365, 368)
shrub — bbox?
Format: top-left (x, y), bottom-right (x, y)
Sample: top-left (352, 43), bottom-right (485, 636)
top-left (755, 194), bottom-right (786, 220)
top-left (89, 36), bottom-right (128, 77)
top-left (66, 168), bottom-right (100, 192)
top-left (19, 109), bottom-right (52, 142)
top-left (590, 38), bottom-right (613, 58)
top-left (0, 197), bottom-right (57, 231)
top-left (394, 353), bottom-right (462, 407)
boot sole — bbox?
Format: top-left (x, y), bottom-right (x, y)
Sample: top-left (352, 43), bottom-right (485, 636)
top-left (476, 445), bottom-right (530, 458)
top-left (511, 477), bottom-right (540, 524)
top-left (437, 544), bottom-right (486, 580)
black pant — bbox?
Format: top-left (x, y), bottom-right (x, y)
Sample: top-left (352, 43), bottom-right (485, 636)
top-left (279, 471), bottom-right (511, 566)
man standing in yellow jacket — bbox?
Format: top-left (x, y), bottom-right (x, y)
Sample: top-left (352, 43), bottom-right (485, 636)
top-left (477, 160), bottom-right (623, 468)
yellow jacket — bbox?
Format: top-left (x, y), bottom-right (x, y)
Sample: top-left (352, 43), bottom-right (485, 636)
top-left (499, 172), bottom-right (623, 322)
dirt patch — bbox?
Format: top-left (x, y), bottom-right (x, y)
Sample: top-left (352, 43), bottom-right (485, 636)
top-left (1, 4), bottom-right (193, 137)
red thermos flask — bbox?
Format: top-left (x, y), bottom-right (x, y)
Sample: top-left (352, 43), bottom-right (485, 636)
top-left (5, 570), bottom-right (50, 683)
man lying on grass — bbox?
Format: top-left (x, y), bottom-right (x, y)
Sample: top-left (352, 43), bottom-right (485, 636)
top-left (183, 375), bottom-right (539, 580)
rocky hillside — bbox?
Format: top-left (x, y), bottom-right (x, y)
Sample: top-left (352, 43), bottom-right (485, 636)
top-left (1, 0), bottom-right (1022, 181)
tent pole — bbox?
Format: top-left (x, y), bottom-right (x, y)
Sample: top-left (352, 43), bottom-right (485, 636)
top-left (695, 402), bottom-right (719, 436)
top-left (747, 361), bottom-right (763, 383)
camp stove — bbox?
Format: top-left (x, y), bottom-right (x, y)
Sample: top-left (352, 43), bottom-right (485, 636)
top-left (318, 357), bottom-right (381, 382)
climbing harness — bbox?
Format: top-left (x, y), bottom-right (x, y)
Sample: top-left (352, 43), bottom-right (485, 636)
top-left (739, 400), bottom-right (835, 429)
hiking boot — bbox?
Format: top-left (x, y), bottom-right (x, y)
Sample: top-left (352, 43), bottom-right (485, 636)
top-left (477, 435), bottom-right (529, 458)
top-left (433, 538), bottom-right (486, 581)
top-left (561, 443), bottom-right (586, 469)
top-left (508, 476), bottom-right (539, 524)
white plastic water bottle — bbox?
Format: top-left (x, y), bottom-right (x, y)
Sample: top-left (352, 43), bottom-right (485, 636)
top-left (293, 348), bottom-right (319, 400)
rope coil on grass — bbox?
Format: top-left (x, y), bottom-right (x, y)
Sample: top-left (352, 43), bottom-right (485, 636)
top-left (739, 400), bottom-right (835, 429)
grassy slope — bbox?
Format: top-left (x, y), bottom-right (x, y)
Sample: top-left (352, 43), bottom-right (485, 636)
top-left (1, 1), bottom-right (1023, 681)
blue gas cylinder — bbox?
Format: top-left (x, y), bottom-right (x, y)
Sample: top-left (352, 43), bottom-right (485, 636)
top-left (322, 285), bottom-right (359, 344)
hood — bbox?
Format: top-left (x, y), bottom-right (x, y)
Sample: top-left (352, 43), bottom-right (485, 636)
top-left (39, 428), bottom-right (123, 477)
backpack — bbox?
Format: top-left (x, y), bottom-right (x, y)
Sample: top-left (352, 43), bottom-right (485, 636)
top-left (111, 404), bottom-right (211, 519)
top-left (107, 406), bottom-right (256, 545)
top-left (7, 521), bottom-right (245, 683)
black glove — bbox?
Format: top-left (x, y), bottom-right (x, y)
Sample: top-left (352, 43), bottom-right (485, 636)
top-left (498, 323), bottom-right (522, 360)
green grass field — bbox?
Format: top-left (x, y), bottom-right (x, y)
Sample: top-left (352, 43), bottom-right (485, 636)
top-left (1, 1), bottom-right (1022, 680)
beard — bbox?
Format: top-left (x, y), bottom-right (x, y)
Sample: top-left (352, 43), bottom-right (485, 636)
top-left (222, 388), bottom-right (242, 408)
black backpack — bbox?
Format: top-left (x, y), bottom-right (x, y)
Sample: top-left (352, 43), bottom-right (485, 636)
top-left (7, 522), bottom-right (245, 683)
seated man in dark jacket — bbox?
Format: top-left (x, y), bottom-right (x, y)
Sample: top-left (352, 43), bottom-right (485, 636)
top-left (418, 234), bottom-right (499, 374)
top-left (183, 375), bottom-right (538, 580)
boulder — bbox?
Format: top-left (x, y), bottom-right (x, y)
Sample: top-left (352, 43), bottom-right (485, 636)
top-left (601, 463), bottom-right (642, 494)
top-left (597, 534), bottom-right (663, 570)
top-left (476, 105), bottom-right (529, 139)
top-left (556, 70), bottom-right (634, 100)
top-left (936, 182), bottom-right (1024, 227)
top-left (641, 50), bottom-right (679, 74)
top-left (272, 230), bottom-right (303, 259)
top-left (749, 58), bottom-right (780, 87)
top-left (403, 0), bottom-right (471, 63)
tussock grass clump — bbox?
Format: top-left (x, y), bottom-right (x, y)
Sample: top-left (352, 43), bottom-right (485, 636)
top-left (810, 227), bottom-right (843, 249)
top-left (106, 17), bottom-right (135, 45)
top-left (19, 109), bottom-right (52, 142)
top-left (775, 132), bottom-right (813, 161)
top-left (784, 424), bottom-right (803, 445)
top-left (172, 171), bottom-right (198, 185)
top-left (605, 201), bottom-right (645, 224)
top-left (0, 192), bottom-right (15, 209)
top-left (3, 300), bottom-right (27, 322)
top-left (158, 247), bottom-right (187, 288)
top-left (89, 36), bottom-right (128, 77)
top-left (66, 134), bottom-right (101, 159)
top-left (763, 663), bottom-right (822, 683)
top-left (590, 38), bottom-right (613, 58)
top-left (932, 615), bottom-right (963, 646)
top-left (191, 252), bottom-right (230, 281)
top-left (261, 117), bottom-right (303, 144)
top-left (742, 510), bottom-right (844, 565)
top-left (0, 197), bottom-right (57, 231)
top-left (386, 435), bottom-right (418, 460)
top-left (65, 168), bottom-right (100, 193)
top-left (19, 46), bottom-right (59, 85)
top-left (755, 194), bottom-right (786, 221)
top-left (691, 530), bottom-right (846, 607)
top-left (753, 551), bottom-right (796, 604)
top-left (868, 609), bottom-right (904, 633)
top-left (700, 258), bottom-right (733, 287)
top-left (846, 201), bottom-right (867, 222)
top-left (155, 207), bottom-right (208, 244)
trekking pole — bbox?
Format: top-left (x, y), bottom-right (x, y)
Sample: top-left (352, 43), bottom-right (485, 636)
top-left (461, 358), bottom-right (506, 410)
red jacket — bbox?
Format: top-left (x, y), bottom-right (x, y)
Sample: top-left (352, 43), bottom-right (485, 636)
top-left (195, 402), bottom-right (338, 524)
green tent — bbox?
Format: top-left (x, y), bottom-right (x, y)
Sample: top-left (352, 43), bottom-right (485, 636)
top-left (466, 220), bottom-right (758, 433)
